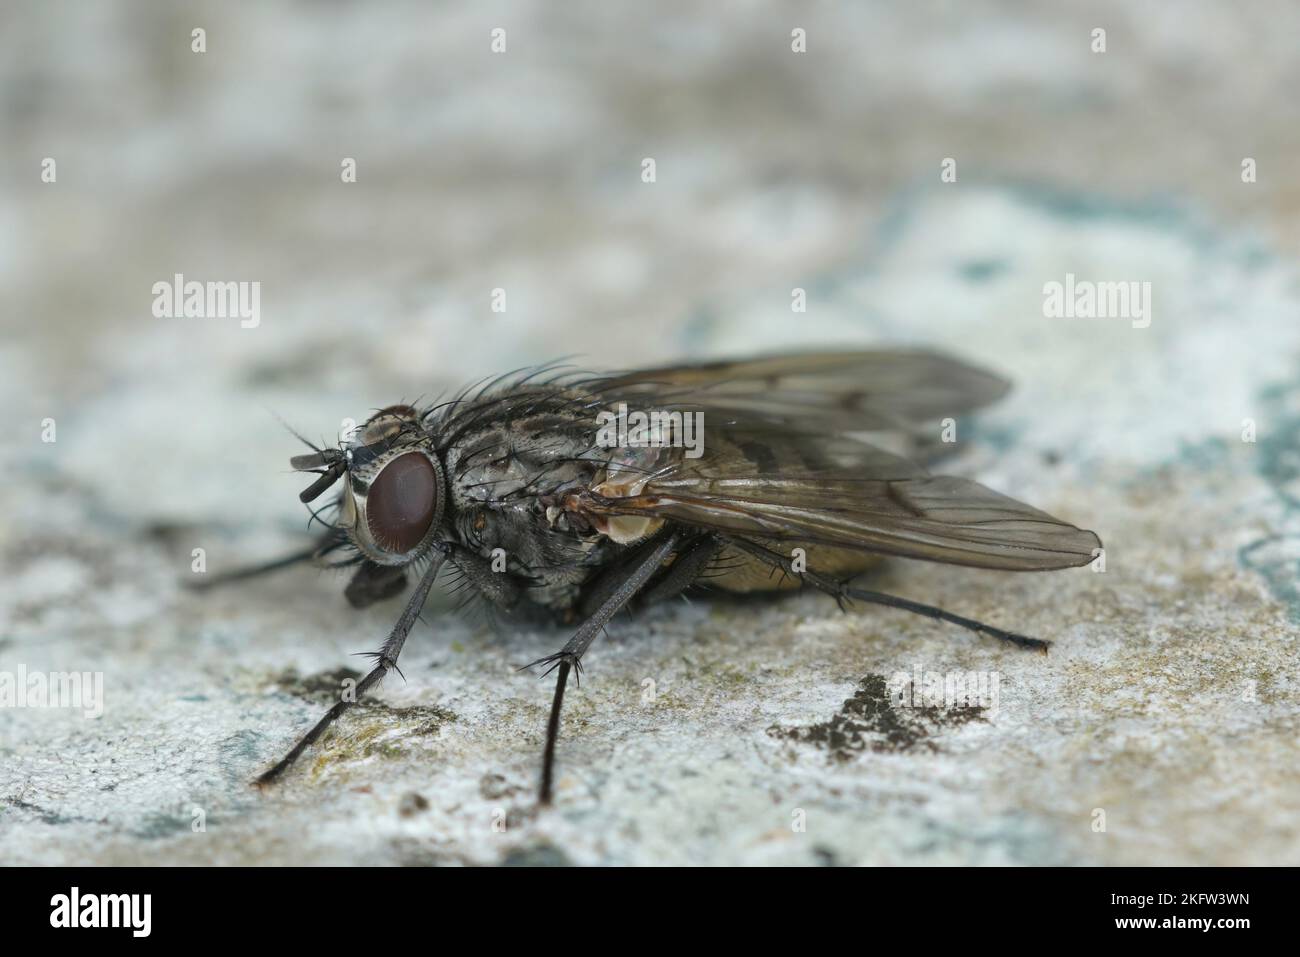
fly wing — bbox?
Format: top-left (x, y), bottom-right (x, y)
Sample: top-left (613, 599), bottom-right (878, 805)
top-left (584, 349), bottom-right (1011, 433)
top-left (576, 430), bottom-right (1100, 571)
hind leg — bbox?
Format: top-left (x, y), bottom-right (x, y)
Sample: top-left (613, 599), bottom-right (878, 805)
top-left (721, 536), bottom-right (1049, 652)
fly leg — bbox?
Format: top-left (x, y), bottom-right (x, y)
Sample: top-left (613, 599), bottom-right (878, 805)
top-left (638, 533), bottom-right (724, 606)
top-left (522, 531), bottom-right (682, 804)
top-left (574, 532), bottom-right (718, 619)
top-left (185, 533), bottom-right (343, 591)
top-left (723, 536), bottom-right (1049, 652)
top-left (445, 543), bottom-right (523, 610)
top-left (344, 560), bottom-right (409, 608)
top-left (255, 545), bottom-right (450, 785)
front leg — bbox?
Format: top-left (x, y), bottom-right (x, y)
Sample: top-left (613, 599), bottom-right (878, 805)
top-left (344, 560), bottom-right (408, 608)
top-left (523, 531), bottom-right (682, 804)
top-left (256, 545), bottom-right (450, 784)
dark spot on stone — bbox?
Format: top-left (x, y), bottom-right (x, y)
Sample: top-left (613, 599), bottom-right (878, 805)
top-left (767, 673), bottom-right (986, 760)
top-left (479, 773), bottom-right (523, 801)
top-left (398, 792), bottom-right (429, 817)
top-left (812, 845), bottom-right (839, 866)
top-left (275, 667), bottom-right (363, 704)
top-left (143, 521), bottom-right (198, 546)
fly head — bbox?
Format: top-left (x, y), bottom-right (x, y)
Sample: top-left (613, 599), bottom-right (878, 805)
top-left (291, 404), bottom-right (447, 567)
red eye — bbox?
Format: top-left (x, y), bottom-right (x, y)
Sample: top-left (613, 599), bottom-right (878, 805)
top-left (366, 452), bottom-right (439, 554)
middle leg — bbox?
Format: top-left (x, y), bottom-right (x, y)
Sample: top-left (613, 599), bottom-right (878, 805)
top-left (524, 531), bottom-right (682, 804)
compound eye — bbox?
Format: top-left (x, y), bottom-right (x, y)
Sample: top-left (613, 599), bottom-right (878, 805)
top-left (366, 452), bottom-right (438, 554)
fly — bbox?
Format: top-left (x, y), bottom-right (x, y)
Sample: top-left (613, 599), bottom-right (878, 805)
top-left (195, 351), bottom-right (1101, 803)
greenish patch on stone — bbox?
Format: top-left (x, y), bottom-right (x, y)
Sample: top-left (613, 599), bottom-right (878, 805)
top-left (500, 842), bottom-right (575, 867)
top-left (132, 809), bottom-right (201, 840)
top-left (303, 699), bottom-right (459, 777)
top-left (957, 258), bottom-right (1008, 283)
top-left (1241, 379), bottom-right (1300, 619)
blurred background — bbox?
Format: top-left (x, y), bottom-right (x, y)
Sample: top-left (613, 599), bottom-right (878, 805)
top-left (2, 1), bottom-right (1299, 865)
top-left (4, 0), bottom-right (1299, 523)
